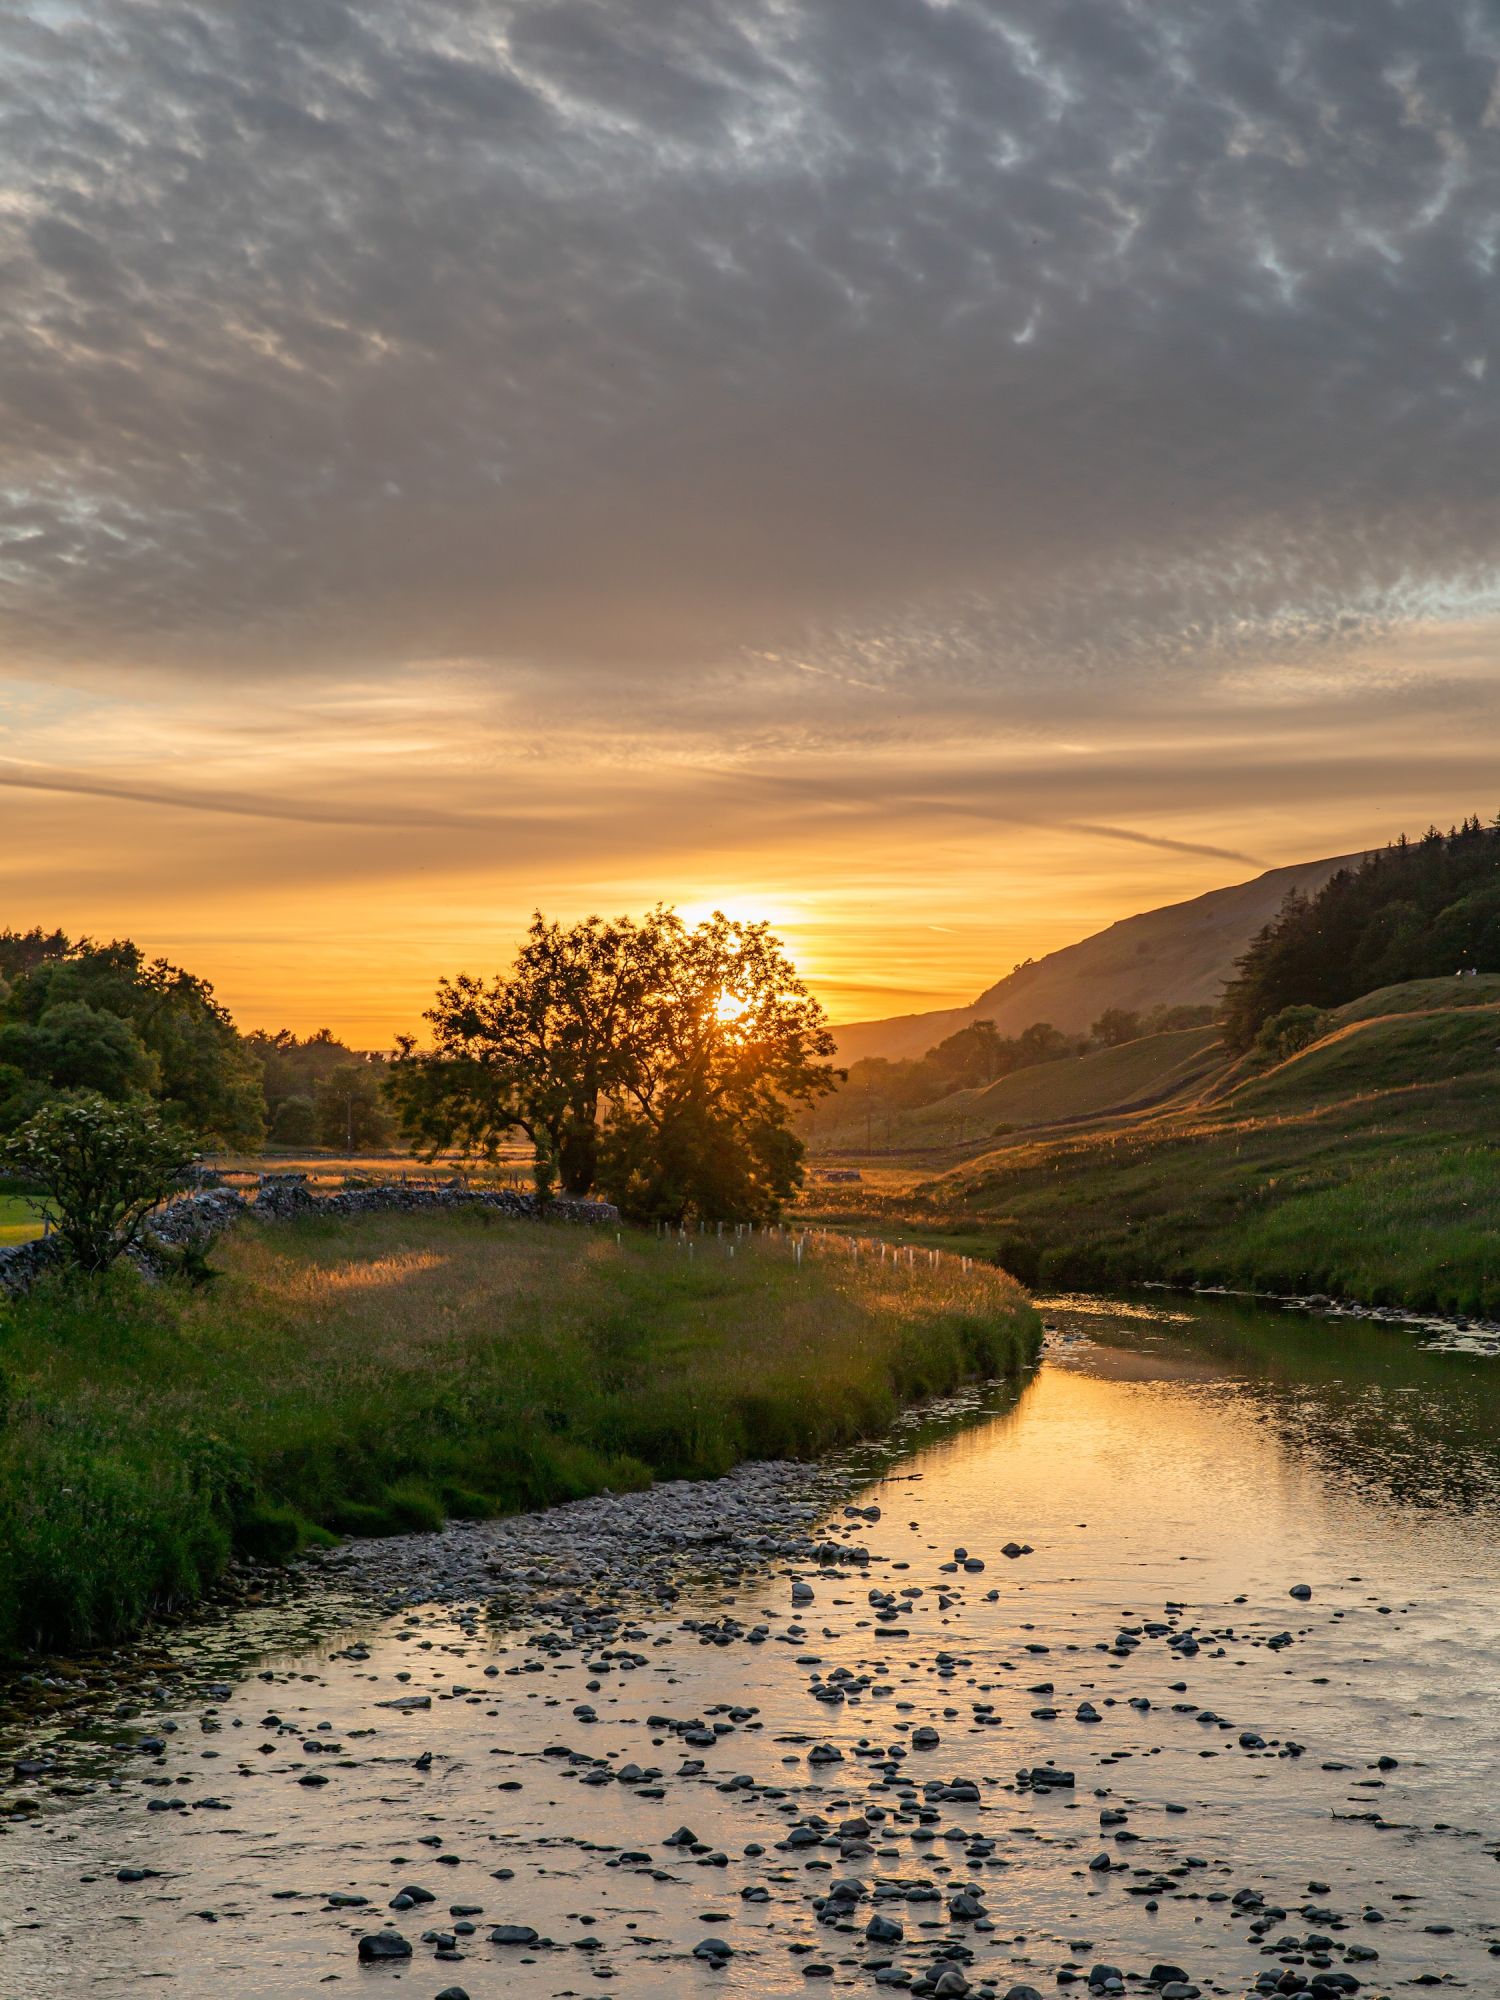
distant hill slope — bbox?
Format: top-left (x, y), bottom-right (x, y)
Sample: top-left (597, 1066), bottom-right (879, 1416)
top-left (803, 977), bottom-right (1500, 1316)
top-left (814, 1026), bottom-right (1222, 1151)
top-left (834, 851), bottom-right (1365, 1064)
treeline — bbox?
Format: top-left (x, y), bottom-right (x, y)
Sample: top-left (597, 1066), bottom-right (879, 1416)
top-left (1222, 815), bottom-right (1500, 1050)
top-left (0, 912), bottom-right (837, 1226)
top-left (248, 1028), bottom-right (393, 1149)
top-left (0, 929), bottom-right (389, 1153)
top-left (0, 930), bottom-right (264, 1146)
top-left (834, 1001), bottom-right (1215, 1122)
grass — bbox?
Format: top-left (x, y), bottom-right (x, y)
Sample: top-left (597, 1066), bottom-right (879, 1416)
top-left (0, 1210), bottom-right (1037, 1657)
top-left (0, 1193), bottom-right (44, 1245)
top-left (812, 1028), bottom-right (1221, 1152)
top-left (802, 980), bottom-right (1500, 1316)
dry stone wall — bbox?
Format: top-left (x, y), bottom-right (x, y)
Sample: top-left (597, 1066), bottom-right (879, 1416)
top-left (0, 1176), bottom-right (617, 1297)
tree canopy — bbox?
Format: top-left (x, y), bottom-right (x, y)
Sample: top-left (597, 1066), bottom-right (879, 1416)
top-left (0, 933), bottom-right (264, 1147)
top-left (1220, 815), bottom-right (1500, 1049)
top-left (2, 1092), bottom-right (195, 1275)
top-left (389, 909), bottom-right (841, 1222)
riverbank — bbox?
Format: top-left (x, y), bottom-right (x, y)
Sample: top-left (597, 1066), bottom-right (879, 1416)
top-left (0, 1210), bottom-right (1038, 1658)
top-left (804, 1110), bottom-right (1500, 1318)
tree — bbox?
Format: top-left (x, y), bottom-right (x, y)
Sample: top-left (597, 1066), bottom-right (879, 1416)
top-left (1251, 1004), bottom-right (1327, 1065)
top-left (268, 1094), bottom-right (318, 1147)
top-left (314, 1063), bottom-right (394, 1151)
top-left (598, 910), bottom-right (841, 1224)
top-left (389, 913), bottom-right (653, 1193)
top-left (1220, 814), bottom-right (1500, 1048)
top-left (926, 1020), bottom-right (1007, 1088)
top-left (2, 938), bottom-right (264, 1147)
top-left (1, 1093), bottom-right (194, 1276)
top-left (247, 1028), bottom-right (356, 1124)
top-left (1091, 1007), bottom-right (1143, 1047)
top-left (391, 908), bottom-right (842, 1220)
top-left (0, 1002), bottom-right (157, 1099)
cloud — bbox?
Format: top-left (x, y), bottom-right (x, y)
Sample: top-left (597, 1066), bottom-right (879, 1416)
top-left (0, 0), bottom-right (1496, 705)
top-left (4, 0), bottom-right (1500, 1035)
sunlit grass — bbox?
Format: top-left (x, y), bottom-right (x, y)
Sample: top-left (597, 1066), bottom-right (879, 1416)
top-left (0, 1212), bottom-right (1038, 1656)
top-left (801, 981), bottom-right (1500, 1314)
top-left (0, 1193), bottom-right (44, 1245)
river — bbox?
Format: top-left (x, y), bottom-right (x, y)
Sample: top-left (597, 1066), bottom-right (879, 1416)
top-left (4, 1290), bottom-right (1499, 1998)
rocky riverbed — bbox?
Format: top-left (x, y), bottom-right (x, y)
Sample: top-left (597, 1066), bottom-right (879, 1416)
top-left (4, 1294), bottom-right (1500, 1999)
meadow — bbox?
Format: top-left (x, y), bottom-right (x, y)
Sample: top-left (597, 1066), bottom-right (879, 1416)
top-left (0, 1210), bottom-right (1038, 1656)
top-left (0, 1192), bottom-right (43, 1245)
top-left (803, 981), bottom-right (1500, 1315)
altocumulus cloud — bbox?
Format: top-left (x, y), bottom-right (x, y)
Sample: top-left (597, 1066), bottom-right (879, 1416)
top-left (0, 0), bottom-right (1498, 713)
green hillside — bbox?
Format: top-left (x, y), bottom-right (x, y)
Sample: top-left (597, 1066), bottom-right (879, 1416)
top-left (804, 980), bottom-right (1500, 1317)
top-left (813, 1026), bottom-right (1221, 1150)
top-left (1228, 1002), bottom-right (1500, 1116)
top-left (977, 1026), bottom-right (1222, 1128)
top-left (1331, 974), bottom-right (1500, 1025)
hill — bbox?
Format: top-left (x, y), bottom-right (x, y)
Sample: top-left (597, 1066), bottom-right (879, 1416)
top-left (834, 851), bottom-right (1363, 1064)
top-left (1221, 817), bottom-right (1500, 1048)
top-left (813, 1026), bottom-right (1222, 1150)
top-left (805, 978), bottom-right (1500, 1317)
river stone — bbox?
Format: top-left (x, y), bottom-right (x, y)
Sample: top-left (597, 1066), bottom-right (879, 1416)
top-left (489, 1923), bottom-right (539, 1945)
top-left (357, 1932), bottom-right (412, 1961)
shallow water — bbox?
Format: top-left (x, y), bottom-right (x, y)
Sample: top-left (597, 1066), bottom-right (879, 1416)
top-left (5, 1291), bottom-right (1500, 1998)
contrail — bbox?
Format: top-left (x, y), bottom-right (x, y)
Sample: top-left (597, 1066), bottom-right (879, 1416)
top-left (0, 761), bottom-right (480, 830)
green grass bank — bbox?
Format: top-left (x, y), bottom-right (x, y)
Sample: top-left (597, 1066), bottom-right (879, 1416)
top-left (803, 982), bottom-right (1500, 1316)
top-left (0, 1210), bottom-right (1038, 1658)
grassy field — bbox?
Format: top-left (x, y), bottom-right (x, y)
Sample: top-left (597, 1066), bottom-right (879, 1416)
top-left (0, 1210), bottom-right (1038, 1657)
top-left (803, 981), bottom-right (1500, 1316)
top-left (812, 1027), bottom-right (1221, 1152)
top-left (0, 1193), bottom-right (44, 1246)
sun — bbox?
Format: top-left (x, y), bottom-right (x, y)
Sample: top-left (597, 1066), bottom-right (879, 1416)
top-left (714, 991), bottom-right (748, 1024)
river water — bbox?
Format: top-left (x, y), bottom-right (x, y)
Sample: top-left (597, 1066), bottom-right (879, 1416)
top-left (5, 1290), bottom-right (1500, 1998)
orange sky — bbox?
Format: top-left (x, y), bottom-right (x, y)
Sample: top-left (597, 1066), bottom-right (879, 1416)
top-left (9, 631), bottom-right (1498, 1043)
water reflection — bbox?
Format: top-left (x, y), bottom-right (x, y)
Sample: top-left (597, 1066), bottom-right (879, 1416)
top-left (5, 1289), bottom-right (1500, 1997)
top-left (1043, 1290), bottom-right (1500, 1521)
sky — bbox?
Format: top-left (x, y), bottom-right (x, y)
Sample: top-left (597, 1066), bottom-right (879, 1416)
top-left (3, 0), bottom-right (1499, 1039)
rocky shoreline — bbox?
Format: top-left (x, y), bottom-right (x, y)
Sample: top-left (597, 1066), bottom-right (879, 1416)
top-left (1160, 1281), bottom-right (1500, 1357)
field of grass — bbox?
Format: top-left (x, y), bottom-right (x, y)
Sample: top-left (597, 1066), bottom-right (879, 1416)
top-left (802, 981), bottom-right (1500, 1316)
top-left (0, 1193), bottom-right (43, 1246)
top-left (1331, 974), bottom-right (1500, 1025)
top-left (813, 1027), bottom-right (1222, 1151)
top-left (0, 1210), bottom-right (1038, 1657)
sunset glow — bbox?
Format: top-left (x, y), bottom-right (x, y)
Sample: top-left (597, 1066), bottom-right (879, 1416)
top-left (5, 4), bottom-right (1497, 1045)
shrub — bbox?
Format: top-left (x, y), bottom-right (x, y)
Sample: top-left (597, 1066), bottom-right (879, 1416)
top-left (0, 1091), bottom-right (193, 1275)
top-left (1251, 1004), bottom-right (1328, 1065)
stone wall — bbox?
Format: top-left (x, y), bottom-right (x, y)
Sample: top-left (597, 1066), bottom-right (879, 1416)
top-left (0, 1177), bottom-right (618, 1297)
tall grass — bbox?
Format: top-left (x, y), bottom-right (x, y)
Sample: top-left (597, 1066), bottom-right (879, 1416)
top-left (0, 1212), bottom-right (1038, 1657)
